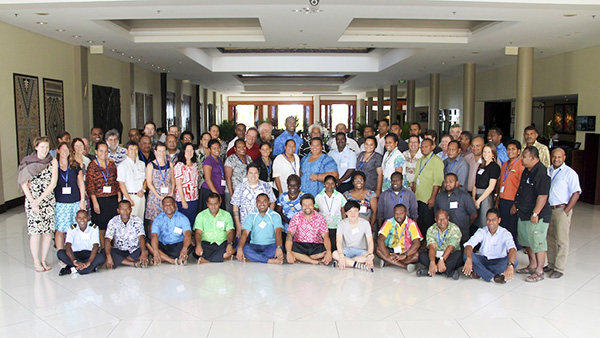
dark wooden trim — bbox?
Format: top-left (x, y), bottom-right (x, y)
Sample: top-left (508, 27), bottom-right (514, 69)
top-left (160, 73), bottom-right (167, 128)
top-left (0, 196), bottom-right (25, 214)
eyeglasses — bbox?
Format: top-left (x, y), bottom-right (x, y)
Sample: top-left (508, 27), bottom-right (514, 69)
top-left (353, 178), bottom-right (364, 182)
top-left (183, 138), bottom-right (192, 141)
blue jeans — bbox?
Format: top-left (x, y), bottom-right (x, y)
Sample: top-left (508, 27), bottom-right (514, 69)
top-left (177, 200), bottom-right (198, 226)
top-left (467, 253), bottom-right (518, 282)
top-left (243, 243), bottom-right (276, 263)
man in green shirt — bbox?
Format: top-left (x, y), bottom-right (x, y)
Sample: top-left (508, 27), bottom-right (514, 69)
top-left (193, 193), bottom-right (235, 263)
top-left (412, 138), bottom-right (444, 236)
top-left (417, 210), bottom-right (463, 279)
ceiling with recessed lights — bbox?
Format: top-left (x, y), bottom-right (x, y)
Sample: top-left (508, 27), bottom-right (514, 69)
top-left (1, 0), bottom-right (599, 95)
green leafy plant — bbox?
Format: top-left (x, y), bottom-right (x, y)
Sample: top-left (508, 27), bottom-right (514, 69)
top-left (218, 120), bottom-right (236, 142)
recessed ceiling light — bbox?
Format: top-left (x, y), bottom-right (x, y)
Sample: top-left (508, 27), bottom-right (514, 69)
top-left (178, 61), bottom-right (182, 64)
top-left (110, 48), bottom-right (116, 52)
top-left (120, 52), bottom-right (125, 55)
top-left (36, 21), bottom-right (47, 25)
top-left (137, 59), bottom-right (142, 62)
top-left (472, 51), bottom-right (480, 54)
top-left (72, 34), bottom-right (81, 38)
top-left (36, 12), bottom-right (49, 16)
top-left (56, 29), bottom-right (65, 32)
top-left (86, 40), bottom-right (94, 44)
top-left (563, 13), bottom-right (577, 17)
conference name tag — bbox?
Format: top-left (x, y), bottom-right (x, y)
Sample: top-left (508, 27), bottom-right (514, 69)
top-left (103, 186), bottom-right (112, 193)
top-left (449, 201), bottom-right (458, 209)
top-left (351, 227), bottom-right (359, 235)
top-left (216, 221), bottom-right (225, 229)
top-left (500, 186), bottom-right (505, 193)
top-left (416, 178), bottom-right (420, 185)
top-left (81, 233), bottom-right (91, 240)
top-left (393, 246), bottom-right (402, 254)
top-left (160, 187), bottom-right (169, 194)
top-left (258, 221), bottom-right (267, 229)
top-left (341, 162), bottom-right (348, 168)
top-left (436, 251), bottom-right (444, 258)
top-left (173, 227), bottom-right (183, 235)
top-left (359, 206), bottom-right (367, 213)
top-left (478, 169), bottom-right (484, 175)
top-left (62, 187), bottom-right (72, 195)
top-left (221, 180), bottom-right (226, 187)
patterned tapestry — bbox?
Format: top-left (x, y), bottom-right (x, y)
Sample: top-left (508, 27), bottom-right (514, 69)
top-left (92, 85), bottom-right (122, 137)
top-left (13, 74), bottom-right (40, 163)
top-left (43, 78), bottom-right (65, 149)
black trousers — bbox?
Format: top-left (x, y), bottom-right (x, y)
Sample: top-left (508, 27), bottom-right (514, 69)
top-left (57, 249), bottom-right (105, 274)
top-left (337, 181), bottom-right (353, 194)
top-left (198, 187), bottom-right (225, 212)
top-left (417, 201), bottom-right (435, 236)
top-left (499, 198), bottom-right (520, 249)
top-left (418, 250), bottom-right (463, 277)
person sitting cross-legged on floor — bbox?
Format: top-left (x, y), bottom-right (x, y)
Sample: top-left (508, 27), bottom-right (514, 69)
top-left (148, 196), bottom-right (192, 265)
top-left (57, 209), bottom-right (105, 275)
top-left (237, 193), bottom-right (285, 264)
top-left (104, 200), bottom-right (149, 269)
top-left (375, 203), bottom-right (421, 272)
top-left (416, 209), bottom-right (463, 279)
top-left (462, 208), bottom-right (517, 284)
top-left (332, 200), bottom-right (375, 272)
top-left (193, 192), bottom-right (235, 263)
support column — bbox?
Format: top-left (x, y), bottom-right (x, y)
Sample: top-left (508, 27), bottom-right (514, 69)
top-left (406, 80), bottom-right (416, 123)
top-left (377, 88), bottom-right (384, 121)
top-left (429, 73), bottom-right (440, 131)
top-left (390, 85), bottom-right (398, 124)
top-left (74, 46), bottom-right (89, 137)
top-left (160, 73), bottom-right (167, 127)
top-left (515, 47), bottom-right (534, 139)
top-left (463, 63), bottom-right (476, 132)
top-left (367, 97), bottom-right (374, 125)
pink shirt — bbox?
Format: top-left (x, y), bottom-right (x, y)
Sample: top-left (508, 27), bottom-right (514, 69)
top-left (288, 211), bottom-right (329, 244)
top-left (173, 162), bottom-right (199, 202)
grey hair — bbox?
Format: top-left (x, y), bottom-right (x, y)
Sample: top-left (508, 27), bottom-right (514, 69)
top-left (105, 129), bottom-right (120, 139)
top-left (308, 123), bottom-right (324, 135)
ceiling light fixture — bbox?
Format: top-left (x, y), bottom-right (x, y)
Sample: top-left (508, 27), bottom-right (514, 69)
top-left (36, 12), bottom-right (49, 16)
top-left (56, 29), bottom-right (65, 32)
top-left (563, 13), bottom-right (577, 17)
top-left (36, 21), bottom-right (47, 25)
top-left (292, 7), bottom-right (322, 14)
top-left (72, 35), bottom-right (81, 38)
top-left (87, 40), bottom-right (94, 44)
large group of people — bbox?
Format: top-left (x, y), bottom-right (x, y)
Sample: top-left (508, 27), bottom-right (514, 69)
top-left (18, 118), bottom-right (581, 284)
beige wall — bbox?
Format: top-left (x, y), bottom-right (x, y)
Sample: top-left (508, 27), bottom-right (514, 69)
top-left (133, 65), bottom-right (161, 126)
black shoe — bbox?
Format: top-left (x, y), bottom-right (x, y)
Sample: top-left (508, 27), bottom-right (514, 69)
top-left (59, 267), bottom-right (71, 276)
top-left (448, 269), bottom-right (459, 280)
top-left (416, 268), bottom-right (429, 277)
top-left (549, 271), bottom-right (564, 279)
top-left (493, 274), bottom-right (506, 284)
top-left (543, 265), bottom-right (554, 273)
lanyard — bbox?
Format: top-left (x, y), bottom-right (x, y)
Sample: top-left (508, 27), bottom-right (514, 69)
top-left (263, 157), bottom-right (272, 180)
top-left (235, 154), bottom-right (247, 165)
top-left (418, 153), bottom-right (434, 176)
top-left (390, 189), bottom-right (403, 206)
top-left (284, 153), bottom-right (297, 174)
top-left (446, 159), bottom-right (457, 174)
top-left (155, 160), bottom-right (168, 182)
top-left (358, 151), bottom-right (375, 170)
top-left (503, 158), bottom-right (520, 182)
top-left (551, 168), bottom-right (562, 184)
top-left (324, 193), bottom-right (336, 215)
top-left (212, 155), bottom-right (225, 178)
top-left (383, 149), bottom-right (397, 167)
top-left (96, 159), bottom-right (109, 183)
top-left (60, 165), bottom-right (69, 186)
top-left (437, 228), bottom-right (449, 247)
top-left (394, 220), bottom-right (407, 243)
top-left (139, 150), bottom-right (147, 164)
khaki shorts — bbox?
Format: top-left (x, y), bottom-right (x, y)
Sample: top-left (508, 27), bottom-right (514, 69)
top-left (517, 219), bottom-right (549, 253)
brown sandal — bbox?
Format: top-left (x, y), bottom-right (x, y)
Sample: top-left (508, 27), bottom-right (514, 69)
top-left (525, 272), bottom-right (545, 282)
top-left (516, 266), bottom-right (536, 274)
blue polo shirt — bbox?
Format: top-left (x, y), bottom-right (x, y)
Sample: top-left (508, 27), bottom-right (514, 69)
top-left (243, 209), bottom-right (283, 246)
top-left (151, 210), bottom-right (191, 245)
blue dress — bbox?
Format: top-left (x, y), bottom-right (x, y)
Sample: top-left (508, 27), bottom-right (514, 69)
top-left (300, 153), bottom-right (338, 197)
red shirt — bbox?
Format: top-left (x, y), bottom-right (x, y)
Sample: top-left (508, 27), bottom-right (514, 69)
top-left (227, 142), bottom-right (261, 161)
top-left (86, 158), bottom-right (119, 197)
top-left (498, 158), bottom-right (524, 201)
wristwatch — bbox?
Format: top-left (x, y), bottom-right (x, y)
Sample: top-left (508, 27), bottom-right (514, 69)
top-left (276, 245), bottom-right (283, 250)
top-left (439, 256), bottom-right (444, 261)
top-left (507, 261), bottom-right (514, 267)
top-left (227, 242), bottom-right (234, 246)
top-left (532, 212), bottom-right (538, 217)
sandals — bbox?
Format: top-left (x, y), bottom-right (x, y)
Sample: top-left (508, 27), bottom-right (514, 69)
top-left (516, 266), bottom-right (536, 274)
top-left (525, 272), bottom-right (545, 283)
top-left (34, 262), bottom-right (45, 272)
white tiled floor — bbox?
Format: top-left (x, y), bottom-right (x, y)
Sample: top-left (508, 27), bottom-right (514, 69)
top-left (1, 203), bottom-right (600, 337)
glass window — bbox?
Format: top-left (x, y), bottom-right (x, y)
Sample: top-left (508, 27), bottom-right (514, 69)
top-left (277, 104), bottom-right (303, 131)
top-left (235, 105), bottom-right (256, 128)
top-left (331, 104), bottom-right (349, 130)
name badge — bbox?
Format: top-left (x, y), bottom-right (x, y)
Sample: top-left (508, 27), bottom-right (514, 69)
top-left (258, 221), bottom-right (267, 229)
top-left (359, 205), bottom-right (367, 213)
top-left (160, 187), bottom-right (169, 194)
top-left (477, 169), bottom-right (484, 175)
top-left (103, 186), bottom-right (112, 193)
top-left (436, 251), bottom-right (444, 258)
top-left (351, 227), bottom-right (359, 235)
top-left (393, 246), bottom-right (402, 254)
top-left (416, 178), bottom-right (420, 185)
top-left (449, 201), bottom-right (458, 209)
top-left (500, 186), bottom-right (505, 193)
top-left (216, 221), bottom-right (225, 229)
top-left (81, 233), bottom-right (90, 240)
top-left (62, 187), bottom-right (72, 195)
top-left (173, 227), bottom-right (183, 235)
top-left (341, 162), bottom-right (348, 168)
top-left (221, 180), bottom-right (226, 187)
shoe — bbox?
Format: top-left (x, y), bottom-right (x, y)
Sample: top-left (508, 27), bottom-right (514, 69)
top-left (543, 265), bottom-right (554, 273)
top-left (416, 268), bottom-right (429, 277)
top-left (379, 260), bottom-right (385, 268)
top-left (450, 269), bottom-right (460, 280)
top-left (493, 274), bottom-right (506, 284)
top-left (406, 264), bottom-right (416, 273)
top-left (549, 271), bottom-right (564, 279)
top-left (470, 272), bottom-right (481, 279)
top-left (59, 267), bottom-right (71, 276)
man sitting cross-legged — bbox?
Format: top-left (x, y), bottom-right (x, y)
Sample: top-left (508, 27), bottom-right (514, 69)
top-left (375, 204), bottom-right (421, 272)
top-left (193, 192), bottom-right (235, 263)
top-left (105, 200), bottom-right (149, 269)
top-left (57, 210), bottom-right (105, 275)
top-left (332, 200), bottom-right (375, 272)
top-left (148, 196), bottom-right (192, 265)
top-left (237, 193), bottom-right (285, 264)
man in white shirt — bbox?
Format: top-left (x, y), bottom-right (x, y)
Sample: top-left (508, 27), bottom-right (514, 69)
top-left (545, 148), bottom-right (581, 279)
top-left (375, 120), bottom-right (389, 155)
top-left (326, 123), bottom-right (360, 153)
top-left (227, 123), bottom-right (247, 152)
top-left (57, 210), bottom-right (105, 276)
top-left (463, 208), bottom-right (517, 283)
top-left (117, 141), bottom-right (147, 220)
top-left (328, 133), bottom-right (357, 193)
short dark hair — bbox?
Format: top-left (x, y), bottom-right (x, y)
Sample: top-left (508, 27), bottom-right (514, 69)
top-left (58, 131), bottom-right (70, 140)
top-left (424, 129), bottom-right (438, 141)
top-left (460, 131), bottom-right (473, 142)
top-left (524, 125), bottom-right (538, 134)
top-left (444, 172), bottom-right (459, 181)
top-left (324, 174), bottom-right (337, 184)
top-left (524, 146), bottom-right (539, 159)
top-left (421, 138), bottom-right (434, 147)
top-left (118, 199), bottom-right (131, 207)
top-left (335, 132), bottom-right (346, 139)
top-left (234, 139), bottom-right (245, 147)
top-left (208, 139), bottom-right (221, 148)
top-left (95, 140), bottom-right (107, 150)
top-left (507, 139), bottom-right (522, 149)
top-left (391, 171), bottom-right (403, 181)
top-left (408, 135), bottom-right (420, 142)
top-left (247, 162), bottom-right (260, 174)
top-left (180, 131), bottom-right (194, 142)
top-left (125, 140), bottom-right (138, 149)
top-left (448, 140), bottom-right (461, 149)
top-left (352, 171), bottom-right (366, 182)
top-left (209, 124), bottom-right (220, 131)
top-left (177, 143), bottom-right (198, 163)
top-left (486, 208), bottom-right (500, 218)
top-left (144, 121), bottom-right (156, 129)
top-left (287, 174), bottom-right (301, 185)
top-left (247, 127), bottom-right (259, 136)
top-left (410, 122), bottom-right (421, 130)
top-left (378, 119), bottom-right (389, 126)
top-left (363, 125), bottom-right (376, 133)
top-left (256, 193), bottom-right (269, 201)
top-left (385, 133), bottom-right (399, 143)
top-left (310, 137), bottom-right (323, 147)
top-left (394, 203), bottom-right (407, 212)
top-left (300, 194), bottom-right (315, 204)
top-left (207, 192), bottom-right (222, 202)
top-left (285, 139), bottom-right (296, 147)
top-left (489, 127), bottom-right (503, 136)
top-left (154, 141), bottom-right (166, 151)
top-left (364, 136), bottom-right (377, 145)
top-left (390, 122), bottom-right (402, 129)
top-left (162, 196), bottom-right (176, 204)
top-left (343, 200), bottom-right (361, 213)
